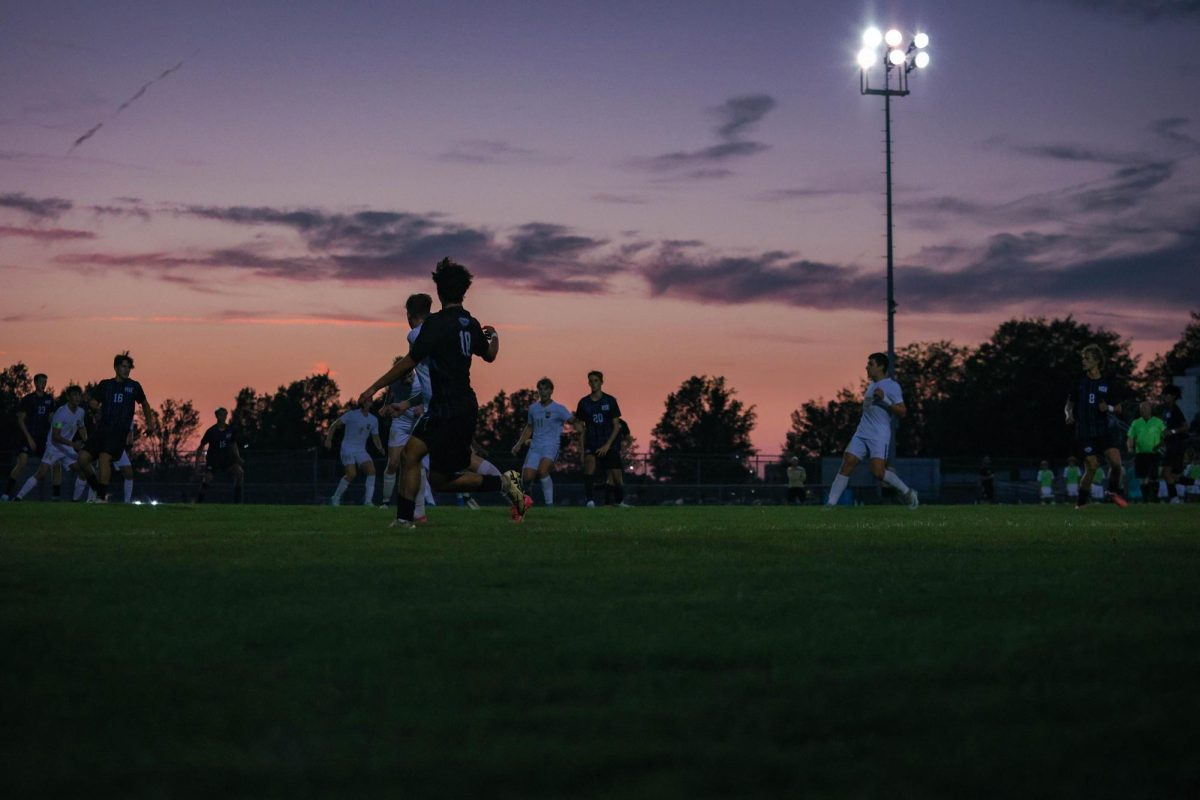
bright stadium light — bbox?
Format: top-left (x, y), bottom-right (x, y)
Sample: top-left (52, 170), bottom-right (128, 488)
top-left (856, 22), bottom-right (934, 379)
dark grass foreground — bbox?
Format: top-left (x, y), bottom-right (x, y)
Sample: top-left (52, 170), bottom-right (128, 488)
top-left (2, 504), bottom-right (1199, 798)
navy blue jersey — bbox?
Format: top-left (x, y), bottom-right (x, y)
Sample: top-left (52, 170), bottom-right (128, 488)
top-left (575, 393), bottom-right (622, 451)
top-left (19, 392), bottom-right (55, 441)
top-left (407, 307), bottom-right (489, 418)
top-left (1072, 374), bottom-right (1121, 439)
top-left (1162, 402), bottom-right (1187, 448)
top-left (93, 378), bottom-right (146, 432)
top-left (201, 424), bottom-right (239, 460)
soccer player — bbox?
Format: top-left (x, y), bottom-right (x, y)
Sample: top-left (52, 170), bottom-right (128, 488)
top-left (77, 352), bottom-right (157, 502)
top-left (1063, 456), bottom-right (1082, 502)
top-left (1063, 344), bottom-right (1127, 508)
top-left (325, 403), bottom-right (383, 506)
top-left (511, 378), bottom-right (574, 507)
top-left (1036, 460), bottom-right (1054, 505)
top-left (1159, 385), bottom-right (1192, 503)
top-left (575, 371), bottom-right (628, 508)
top-left (110, 436), bottom-right (137, 504)
top-left (4, 372), bottom-right (55, 500)
top-left (357, 258), bottom-right (527, 528)
top-left (13, 385), bottom-right (86, 501)
top-left (1126, 401), bottom-right (1164, 503)
top-left (785, 457), bottom-right (808, 505)
top-left (825, 353), bottom-right (918, 509)
top-left (380, 293), bottom-right (437, 518)
top-left (195, 408), bottom-right (244, 503)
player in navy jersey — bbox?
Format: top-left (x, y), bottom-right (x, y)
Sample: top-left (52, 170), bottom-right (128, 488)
top-left (358, 258), bottom-right (527, 527)
top-left (575, 371), bottom-right (628, 508)
top-left (4, 373), bottom-right (54, 500)
top-left (1064, 344), bottom-right (1127, 508)
top-left (77, 352), bottom-right (157, 502)
top-left (195, 408), bottom-right (244, 503)
top-left (12, 385), bottom-right (86, 501)
top-left (1160, 384), bottom-right (1193, 502)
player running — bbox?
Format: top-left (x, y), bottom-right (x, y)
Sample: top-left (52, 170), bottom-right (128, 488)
top-left (825, 352), bottom-right (918, 509)
top-left (195, 408), bottom-right (245, 503)
top-left (77, 352), bottom-right (157, 502)
top-left (1064, 344), bottom-right (1128, 508)
top-left (325, 403), bottom-right (384, 506)
top-left (512, 378), bottom-right (574, 507)
top-left (13, 385), bottom-right (86, 501)
top-left (357, 258), bottom-right (527, 528)
top-left (1160, 385), bottom-right (1193, 503)
top-left (575, 371), bottom-right (628, 508)
top-left (4, 373), bottom-right (55, 500)
top-left (379, 293), bottom-right (436, 519)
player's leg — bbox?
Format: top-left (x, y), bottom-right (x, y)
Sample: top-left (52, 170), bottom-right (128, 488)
top-left (5, 452), bottom-right (30, 499)
top-left (827, 443), bottom-right (863, 506)
top-left (873, 444), bottom-right (916, 509)
top-left (1102, 446), bottom-right (1127, 506)
top-left (15, 460), bottom-right (52, 500)
top-left (1077, 453), bottom-right (1099, 507)
top-left (95, 451), bottom-right (115, 501)
top-left (382, 445), bottom-right (403, 507)
top-left (360, 459), bottom-right (377, 506)
top-left (583, 454), bottom-right (597, 507)
top-left (231, 463), bottom-right (245, 503)
top-left (120, 465), bottom-right (134, 503)
top-left (332, 461), bottom-right (357, 506)
top-left (536, 457), bottom-right (556, 506)
top-left (197, 467), bottom-right (214, 502)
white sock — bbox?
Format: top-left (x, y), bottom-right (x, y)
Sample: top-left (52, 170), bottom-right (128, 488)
top-left (540, 476), bottom-right (554, 505)
top-left (74, 477), bottom-right (88, 500)
top-left (363, 475), bottom-right (376, 505)
top-left (124, 479), bottom-right (133, 503)
top-left (477, 459), bottom-right (501, 477)
top-left (422, 467), bottom-right (435, 505)
top-left (882, 469), bottom-right (910, 496)
top-left (827, 474), bottom-right (850, 505)
top-left (332, 477), bottom-right (350, 502)
top-left (382, 472), bottom-right (396, 504)
top-left (16, 476), bottom-right (37, 499)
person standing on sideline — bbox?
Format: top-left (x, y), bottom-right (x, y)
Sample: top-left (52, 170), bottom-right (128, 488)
top-left (1126, 401), bottom-right (1164, 503)
top-left (1159, 385), bottom-right (1192, 503)
top-left (785, 457), bottom-right (807, 505)
top-left (1036, 460), bottom-right (1054, 505)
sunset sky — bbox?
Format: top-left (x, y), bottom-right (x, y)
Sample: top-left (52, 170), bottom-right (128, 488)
top-left (3, 0), bottom-right (1198, 453)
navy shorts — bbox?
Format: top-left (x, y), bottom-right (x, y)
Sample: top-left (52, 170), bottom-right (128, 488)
top-left (413, 413), bottom-right (476, 476)
top-left (83, 428), bottom-right (129, 460)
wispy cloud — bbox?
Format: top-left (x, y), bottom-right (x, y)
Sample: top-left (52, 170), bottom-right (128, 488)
top-left (437, 139), bottom-right (560, 165)
top-left (0, 192), bottom-right (73, 220)
top-left (628, 94), bottom-right (776, 179)
top-left (0, 225), bottom-right (96, 241)
top-left (591, 192), bottom-right (650, 205)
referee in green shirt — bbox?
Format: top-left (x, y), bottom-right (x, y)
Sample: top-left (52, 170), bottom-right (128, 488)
top-left (1127, 401), bottom-right (1165, 503)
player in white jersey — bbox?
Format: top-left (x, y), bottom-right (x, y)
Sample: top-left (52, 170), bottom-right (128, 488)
top-left (825, 352), bottom-right (918, 509)
top-left (325, 403), bottom-right (383, 506)
top-left (14, 386), bottom-right (86, 501)
top-left (380, 293), bottom-right (436, 518)
top-left (512, 378), bottom-right (574, 506)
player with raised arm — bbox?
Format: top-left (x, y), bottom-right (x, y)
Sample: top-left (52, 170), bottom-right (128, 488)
top-left (4, 373), bottom-right (54, 500)
top-left (575, 371), bottom-right (628, 508)
top-left (77, 352), bottom-right (156, 503)
top-left (325, 402), bottom-right (383, 506)
top-left (1064, 344), bottom-right (1128, 508)
top-left (825, 352), bottom-right (918, 509)
top-left (195, 408), bottom-right (244, 503)
top-left (13, 385), bottom-right (86, 501)
top-left (358, 258), bottom-right (527, 528)
top-left (511, 378), bottom-right (574, 507)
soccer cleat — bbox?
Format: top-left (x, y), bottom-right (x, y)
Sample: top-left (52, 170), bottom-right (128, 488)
top-left (464, 497), bottom-right (480, 510)
top-left (906, 489), bottom-right (920, 511)
top-left (414, 515), bottom-right (429, 524)
top-left (500, 471), bottom-right (526, 514)
top-left (330, 497), bottom-right (340, 507)
top-left (509, 494), bottom-right (534, 522)
top-left (586, 500), bottom-right (596, 508)
top-left (388, 518), bottom-right (416, 530)
top-left (616, 501), bottom-right (633, 508)
top-left (1106, 491), bottom-right (1128, 509)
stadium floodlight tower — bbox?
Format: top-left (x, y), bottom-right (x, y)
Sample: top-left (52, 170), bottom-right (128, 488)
top-left (857, 26), bottom-right (930, 377)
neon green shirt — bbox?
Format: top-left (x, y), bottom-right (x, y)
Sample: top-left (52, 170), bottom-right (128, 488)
top-left (1127, 416), bottom-right (1165, 454)
top-left (1186, 464), bottom-right (1200, 481)
top-left (1037, 469), bottom-right (1053, 488)
top-left (1064, 466), bottom-right (1082, 486)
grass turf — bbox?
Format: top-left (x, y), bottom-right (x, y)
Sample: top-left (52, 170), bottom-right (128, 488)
top-left (2, 503), bottom-right (1199, 798)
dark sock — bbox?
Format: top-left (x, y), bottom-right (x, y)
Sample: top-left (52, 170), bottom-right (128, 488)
top-left (234, 484), bottom-right (243, 503)
top-left (197, 482), bottom-right (209, 503)
top-left (1076, 489), bottom-right (1089, 507)
top-left (584, 475), bottom-right (595, 502)
top-left (480, 474), bottom-right (501, 493)
top-left (52, 484), bottom-right (61, 499)
top-left (86, 473), bottom-right (101, 492)
top-left (5, 478), bottom-right (13, 496)
top-left (397, 495), bottom-right (416, 521)
top-left (1108, 466), bottom-right (1122, 494)
top-left (97, 482), bottom-right (108, 500)
top-left (604, 483), bottom-right (614, 505)
top-left (614, 483), bottom-right (624, 503)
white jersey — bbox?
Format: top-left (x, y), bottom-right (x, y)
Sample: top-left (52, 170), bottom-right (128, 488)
top-left (407, 325), bottom-right (432, 407)
top-left (855, 378), bottom-right (903, 441)
top-left (338, 409), bottom-right (378, 453)
top-left (46, 404), bottom-right (87, 450)
top-left (528, 401), bottom-right (572, 449)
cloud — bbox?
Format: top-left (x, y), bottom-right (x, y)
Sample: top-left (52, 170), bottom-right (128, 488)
top-left (437, 139), bottom-right (560, 165)
top-left (1010, 143), bottom-right (1144, 165)
top-left (1151, 117), bottom-right (1199, 147)
top-left (591, 193), bottom-right (650, 205)
top-left (1058, 0), bottom-right (1200, 20)
top-left (0, 192), bottom-right (73, 219)
top-left (754, 187), bottom-right (850, 203)
top-left (0, 225), bottom-right (96, 241)
top-left (628, 94), bottom-right (776, 177)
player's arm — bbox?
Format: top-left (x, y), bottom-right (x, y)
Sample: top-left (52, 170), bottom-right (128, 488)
top-left (360, 356), bottom-right (416, 408)
top-left (871, 387), bottom-right (907, 419)
top-left (371, 432), bottom-right (384, 454)
top-left (137, 387), bottom-right (157, 435)
top-left (511, 423), bottom-right (533, 456)
top-left (598, 416), bottom-right (622, 455)
top-left (15, 408), bottom-right (34, 447)
top-left (323, 419), bottom-right (344, 449)
top-left (480, 326), bottom-right (499, 363)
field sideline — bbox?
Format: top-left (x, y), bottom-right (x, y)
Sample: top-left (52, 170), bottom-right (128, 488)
top-left (3, 504), bottom-right (1199, 798)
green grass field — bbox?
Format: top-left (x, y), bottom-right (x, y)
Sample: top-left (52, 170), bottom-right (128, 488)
top-left (3, 503), bottom-right (1199, 798)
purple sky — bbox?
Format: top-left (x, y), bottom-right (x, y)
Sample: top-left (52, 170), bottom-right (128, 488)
top-left (3, 0), bottom-right (1198, 453)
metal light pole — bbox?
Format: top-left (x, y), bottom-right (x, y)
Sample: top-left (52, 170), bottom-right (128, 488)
top-left (858, 28), bottom-right (930, 377)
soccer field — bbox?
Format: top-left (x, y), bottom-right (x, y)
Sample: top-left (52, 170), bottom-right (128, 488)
top-left (3, 504), bottom-right (1198, 798)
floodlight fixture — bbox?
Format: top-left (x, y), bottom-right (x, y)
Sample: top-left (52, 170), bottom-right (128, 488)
top-left (888, 49), bottom-right (907, 66)
top-left (885, 28), bottom-right (903, 47)
top-left (857, 48), bottom-right (878, 69)
top-left (913, 32), bottom-right (929, 49)
top-left (863, 27), bottom-right (883, 48)
top-left (914, 51), bottom-right (930, 68)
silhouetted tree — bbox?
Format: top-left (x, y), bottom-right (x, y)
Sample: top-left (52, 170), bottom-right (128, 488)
top-left (256, 372), bottom-right (342, 449)
top-left (893, 340), bottom-right (969, 456)
top-left (476, 388), bottom-right (539, 457)
top-left (140, 398), bottom-right (200, 466)
top-left (0, 362), bottom-right (34, 450)
top-left (784, 386), bottom-right (861, 460)
top-left (651, 375), bottom-right (756, 483)
top-left (1142, 311), bottom-right (1200, 393)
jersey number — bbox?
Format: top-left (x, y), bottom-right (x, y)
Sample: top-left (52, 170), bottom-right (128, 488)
top-left (592, 413), bottom-right (604, 424)
top-left (1088, 393), bottom-right (1095, 404)
top-left (460, 332), bottom-right (471, 356)
top-left (113, 393), bottom-right (125, 403)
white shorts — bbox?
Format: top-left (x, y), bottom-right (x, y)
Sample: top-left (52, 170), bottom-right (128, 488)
top-left (340, 448), bottom-right (371, 467)
top-left (43, 444), bottom-right (79, 468)
top-left (1066, 485), bottom-right (1079, 497)
top-left (845, 434), bottom-right (889, 462)
top-left (114, 450), bottom-right (131, 469)
top-left (389, 416), bottom-right (418, 448)
top-left (523, 443), bottom-right (560, 471)
top-left (1040, 486), bottom-right (1053, 499)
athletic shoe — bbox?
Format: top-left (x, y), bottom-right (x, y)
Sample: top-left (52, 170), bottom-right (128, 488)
top-left (509, 494), bottom-right (534, 522)
top-left (1106, 491), bottom-right (1128, 509)
top-left (586, 500), bottom-right (596, 508)
top-left (330, 497), bottom-right (340, 507)
top-left (906, 489), bottom-right (920, 511)
top-left (500, 470), bottom-right (526, 516)
top-left (414, 515), bottom-right (429, 524)
top-left (388, 518), bottom-right (416, 530)
top-left (616, 501), bottom-right (633, 508)
top-left (465, 497), bottom-right (481, 510)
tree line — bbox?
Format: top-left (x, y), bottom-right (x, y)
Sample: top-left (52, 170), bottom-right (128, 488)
top-left (2, 314), bottom-right (1197, 474)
